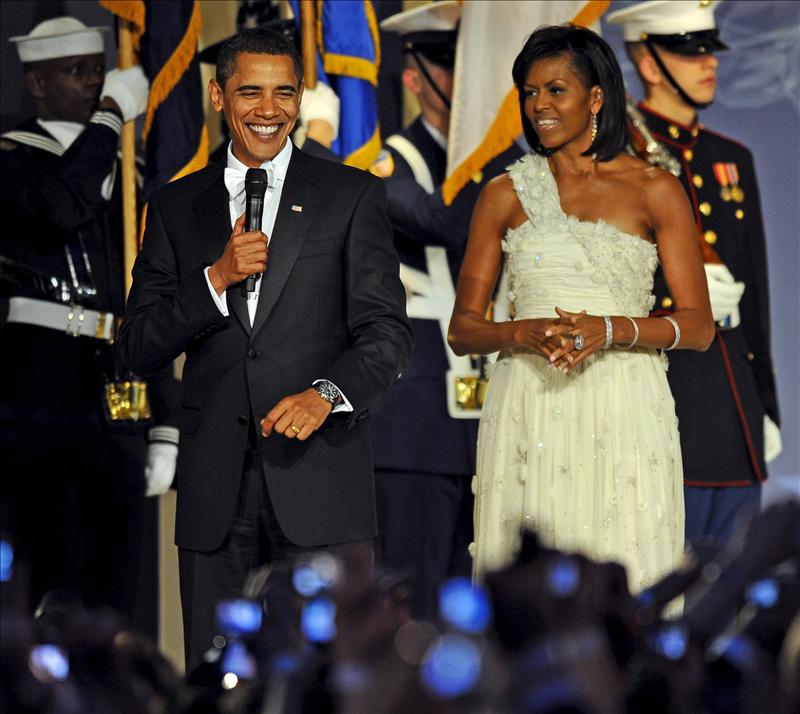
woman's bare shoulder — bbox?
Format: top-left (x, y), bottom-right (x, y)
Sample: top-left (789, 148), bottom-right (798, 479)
top-left (483, 171), bottom-right (517, 200)
top-left (475, 172), bottom-right (520, 221)
top-left (609, 153), bottom-right (684, 198)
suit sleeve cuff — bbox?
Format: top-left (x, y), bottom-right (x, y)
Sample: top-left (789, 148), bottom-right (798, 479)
top-left (148, 425), bottom-right (180, 445)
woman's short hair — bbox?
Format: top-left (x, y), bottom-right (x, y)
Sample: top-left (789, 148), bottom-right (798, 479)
top-left (216, 28), bottom-right (304, 89)
top-left (511, 24), bottom-right (627, 161)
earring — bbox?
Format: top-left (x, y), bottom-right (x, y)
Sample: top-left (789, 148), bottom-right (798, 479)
top-left (591, 112), bottom-right (598, 142)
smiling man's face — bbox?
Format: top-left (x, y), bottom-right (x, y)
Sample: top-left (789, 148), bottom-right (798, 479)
top-left (209, 51), bottom-right (303, 167)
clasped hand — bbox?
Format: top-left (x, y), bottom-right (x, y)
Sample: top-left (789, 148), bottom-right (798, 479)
top-left (260, 388), bottom-right (333, 441)
top-left (517, 307), bottom-right (604, 372)
top-left (207, 213), bottom-right (268, 295)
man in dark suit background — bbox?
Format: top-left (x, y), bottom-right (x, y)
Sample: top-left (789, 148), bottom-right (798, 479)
top-left (370, 2), bottom-right (524, 620)
top-left (119, 28), bottom-right (411, 670)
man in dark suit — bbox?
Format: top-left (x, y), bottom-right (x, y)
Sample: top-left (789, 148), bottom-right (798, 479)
top-left (118, 28), bottom-right (411, 669)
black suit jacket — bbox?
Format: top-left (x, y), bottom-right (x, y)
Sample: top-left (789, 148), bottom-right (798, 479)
top-left (119, 146), bottom-right (412, 551)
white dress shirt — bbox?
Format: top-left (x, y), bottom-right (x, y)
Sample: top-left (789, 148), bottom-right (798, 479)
top-left (203, 140), bottom-right (351, 413)
top-left (205, 139), bottom-right (293, 324)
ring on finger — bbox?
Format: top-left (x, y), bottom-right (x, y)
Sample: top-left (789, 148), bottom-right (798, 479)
top-left (290, 424), bottom-right (301, 434)
top-left (574, 334), bottom-right (585, 351)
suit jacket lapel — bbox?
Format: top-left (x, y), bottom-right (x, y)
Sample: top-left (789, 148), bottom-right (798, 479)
top-left (192, 163), bottom-right (251, 334)
top-left (251, 150), bottom-right (320, 338)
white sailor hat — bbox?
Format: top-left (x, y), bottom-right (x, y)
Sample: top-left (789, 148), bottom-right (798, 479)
top-left (381, 0), bottom-right (461, 68)
top-left (9, 17), bottom-right (108, 63)
top-left (607, 0), bottom-right (728, 54)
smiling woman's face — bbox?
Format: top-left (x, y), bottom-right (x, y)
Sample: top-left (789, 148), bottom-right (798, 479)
top-left (209, 52), bottom-right (303, 167)
top-left (523, 53), bottom-right (601, 152)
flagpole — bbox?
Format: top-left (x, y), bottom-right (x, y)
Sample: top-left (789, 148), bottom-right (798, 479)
top-left (300, 0), bottom-right (317, 89)
top-left (118, 20), bottom-right (138, 298)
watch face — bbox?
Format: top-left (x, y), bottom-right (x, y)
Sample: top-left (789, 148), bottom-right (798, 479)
top-left (316, 382), bottom-right (339, 404)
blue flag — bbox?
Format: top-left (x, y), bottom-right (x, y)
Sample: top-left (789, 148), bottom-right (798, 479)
top-left (291, 0), bottom-right (381, 169)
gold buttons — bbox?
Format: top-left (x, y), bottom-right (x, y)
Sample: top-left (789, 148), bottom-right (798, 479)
top-left (693, 174), bottom-right (703, 188)
top-left (704, 230), bottom-right (718, 245)
top-left (747, 351), bottom-right (754, 361)
top-left (683, 149), bottom-right (693, 161)
top-left (735, 209), bottom-right (744, 220)
top-left (691, 127), bottom-right (700, 137)
top-left (699, 201), bottom-right (712, 216)
top-left (661, 296), bottom-right (673, 309)
top-left (668, 125), bottom-right (680, 139)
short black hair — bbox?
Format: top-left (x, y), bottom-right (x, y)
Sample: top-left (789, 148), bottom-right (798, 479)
top-left (511, 24), bottom-right (627, 161)
top-left (216, 27), bottom-right (303, 89)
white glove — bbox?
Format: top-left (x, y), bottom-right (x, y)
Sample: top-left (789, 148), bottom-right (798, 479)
top-left (763, 415), bottom-right (782, 464)
top-left (102, 66), bottom-right (150, 122)
top-left (704, 263), bottom-right (745, 328)
top-left (299, 82), bottom-right (340, 141)
top-left (145, 426), bottom-right (179, 497)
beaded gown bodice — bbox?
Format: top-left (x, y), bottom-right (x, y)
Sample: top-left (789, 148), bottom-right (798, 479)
top-left (504, 153), bottom-right (658, 320)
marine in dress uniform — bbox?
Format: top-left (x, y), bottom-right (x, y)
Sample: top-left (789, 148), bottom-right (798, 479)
top-left (0, 18), bottom-right (179, 620)
top-left (609, 0), bottom-right (781, 545)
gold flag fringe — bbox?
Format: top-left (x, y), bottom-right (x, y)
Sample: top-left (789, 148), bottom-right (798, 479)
top-left (142, 1), bottom-right (202, 141)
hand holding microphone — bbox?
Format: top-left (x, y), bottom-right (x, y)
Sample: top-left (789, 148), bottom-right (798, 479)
top-left (207, 168), bottom-right (269, 296)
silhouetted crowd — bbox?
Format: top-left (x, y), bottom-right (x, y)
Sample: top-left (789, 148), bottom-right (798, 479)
top-left (2, 499), bottom-right (799, 714)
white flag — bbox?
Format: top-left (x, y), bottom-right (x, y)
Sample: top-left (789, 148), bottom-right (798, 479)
top-left (443, 0), bottom-right (609, 205)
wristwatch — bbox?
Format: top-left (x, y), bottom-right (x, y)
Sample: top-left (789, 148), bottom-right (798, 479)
top-left (314, 380), bottom-right (342, 407)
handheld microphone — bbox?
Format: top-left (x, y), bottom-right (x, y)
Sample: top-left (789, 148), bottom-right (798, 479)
top-left (244, 168), bottom-right (268, 293)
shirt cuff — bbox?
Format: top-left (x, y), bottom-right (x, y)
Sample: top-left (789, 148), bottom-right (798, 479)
top-left (312, 379), bottom-right (353, 413)
top-left (89, 109), bottom-right (123, 134)
top-left (204, 266), bottom-right (229, 316)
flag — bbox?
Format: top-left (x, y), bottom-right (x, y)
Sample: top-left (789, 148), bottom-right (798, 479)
top-left (290, 0), bottom-right (381, 169)
top-left (100, 0), bottom-right (209, 203)
top-left (443, 0), bottom-right (611, 205)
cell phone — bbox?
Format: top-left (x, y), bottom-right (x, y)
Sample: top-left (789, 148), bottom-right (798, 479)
top-left (220, 639), bottom-right (258, 679)
top-left (29, 644), bottom-right (69, 682)
top-left (438, 577), bottom-right (492, 634)
top-left (301, 596), bottom-right (337, 643)
top-left (215, 599), bottom-right (263, 636)
top-left (0, 539), bottom-right (13, 582)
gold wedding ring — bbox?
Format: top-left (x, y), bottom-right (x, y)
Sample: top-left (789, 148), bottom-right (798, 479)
top-left (290, 424), bottom-right (301, 434)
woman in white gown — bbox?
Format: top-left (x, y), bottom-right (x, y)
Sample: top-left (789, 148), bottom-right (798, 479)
top-left (448, 25), bottom-right (714, 593)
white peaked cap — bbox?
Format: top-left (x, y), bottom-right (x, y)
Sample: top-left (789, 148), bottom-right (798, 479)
top-left (380, 0), bottom-right (460, 34)
top-left (9, 17), bottom-right (108, 63)
top-left (606, 0), bottom-right (721, 42)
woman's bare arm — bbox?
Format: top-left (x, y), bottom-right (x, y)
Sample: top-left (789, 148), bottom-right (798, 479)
top-left (448, 175), bottom-right (559, 358)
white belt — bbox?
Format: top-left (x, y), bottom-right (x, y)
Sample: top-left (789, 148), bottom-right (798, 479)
top-left (6, 296), bottom-right (115, 341)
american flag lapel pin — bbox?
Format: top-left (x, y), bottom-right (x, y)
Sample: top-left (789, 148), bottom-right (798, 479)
top-left (291, 204), bottom-right (303, 212)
